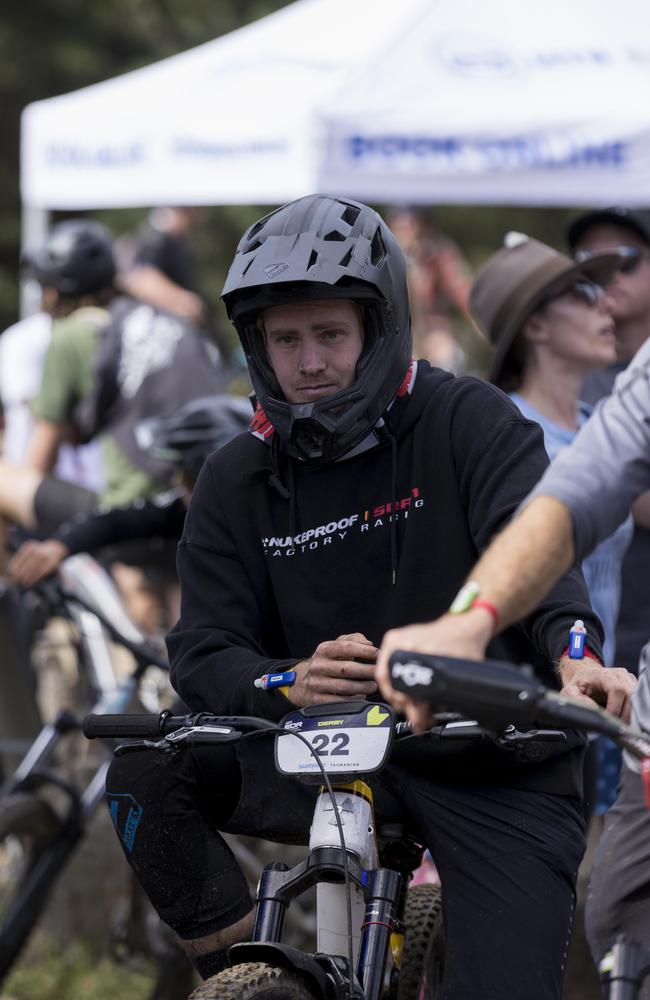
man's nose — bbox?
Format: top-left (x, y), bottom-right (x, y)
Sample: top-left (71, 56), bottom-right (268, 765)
top-left (299, 343), bottom-right (326, 372)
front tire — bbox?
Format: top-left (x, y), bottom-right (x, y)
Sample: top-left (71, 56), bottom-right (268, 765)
top-left (397, 883), bottom-right (444, 999)
top-left (0, 793), bottom-right (63, 980)
top-left (189, 961), bottom-right (319, 999)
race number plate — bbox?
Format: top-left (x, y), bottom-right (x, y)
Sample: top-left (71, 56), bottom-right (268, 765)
top-left (275, 702), bottom-right (394, 779)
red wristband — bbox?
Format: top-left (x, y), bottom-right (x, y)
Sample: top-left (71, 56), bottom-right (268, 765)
top-left (472, 598), bottom-right (499, 631)
top-left (560, 644), bottom-right (602, 665)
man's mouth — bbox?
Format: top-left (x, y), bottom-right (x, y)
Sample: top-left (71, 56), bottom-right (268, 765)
top-left (295, 384), bottom-right (337, 398)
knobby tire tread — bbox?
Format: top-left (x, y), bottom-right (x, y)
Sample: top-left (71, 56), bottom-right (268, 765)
top-left (397, 883), bottom-right (444, 1000)
top-left (188, 960), bottom-right (318, 999)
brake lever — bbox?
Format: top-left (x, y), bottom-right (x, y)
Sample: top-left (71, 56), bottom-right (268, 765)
top-left (430, 720), bottom-right (567, 743)
top-left (499, 725), bottom-right (567, 743)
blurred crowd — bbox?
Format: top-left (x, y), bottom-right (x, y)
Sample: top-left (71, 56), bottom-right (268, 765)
top-left (2, 198), bottom-right (650, 992)
top-left (5, 200), bottom-right (650, 681)
top-left (5, 201), bottom-right (650, 701)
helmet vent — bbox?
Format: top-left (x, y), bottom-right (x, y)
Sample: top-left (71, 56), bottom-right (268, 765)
top-left (341, 205), bottom-right (361, 226)
top-left (248, 220), bottom-right (265, 239)
top-left (308, 249), bottom-right (319, 269)
top-left (242, 257), bottom-right (256, 276)
top-left (370, 228), bottom-right (387, 266)
top-left (246, 240), bottom-right (262, 253)
top-left (339, 247), bottom-right (353, 267)
top-left (323, 230), bottom-right (346, 242)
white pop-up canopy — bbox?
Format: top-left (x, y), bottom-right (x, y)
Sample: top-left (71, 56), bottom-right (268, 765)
top-left (20, 0), bottom-right (650, 213)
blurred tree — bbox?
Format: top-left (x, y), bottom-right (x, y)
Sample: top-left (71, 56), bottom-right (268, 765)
top-left (0, 0), bottom-right (292, 331)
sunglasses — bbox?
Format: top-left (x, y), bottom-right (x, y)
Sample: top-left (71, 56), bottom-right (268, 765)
top-left (576, 246), bottom-right (649, 275)
top-left (536, 280), bottom-right (603, 313)
top-left (569, 281), bottom-right (605, 306)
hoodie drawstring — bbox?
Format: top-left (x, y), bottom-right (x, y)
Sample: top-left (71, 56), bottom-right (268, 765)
top-left (380, 415), bottom-right (399, 588)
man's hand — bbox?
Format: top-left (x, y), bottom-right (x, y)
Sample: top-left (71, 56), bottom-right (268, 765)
top-left (375, 610), bottom-right (495, 731)
top-left (9, 539), bottom-right (70, 587)
top-left (287, 633), bottom-right (378, 707)
top-left (558, 655), bottom-right (637, 722)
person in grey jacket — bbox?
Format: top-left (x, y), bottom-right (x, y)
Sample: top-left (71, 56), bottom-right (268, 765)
top-left (376, 337), bottom-right (649, 986)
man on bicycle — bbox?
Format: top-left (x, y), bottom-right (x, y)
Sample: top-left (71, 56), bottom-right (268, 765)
top-left (106, 195), bottom-right (632, 999)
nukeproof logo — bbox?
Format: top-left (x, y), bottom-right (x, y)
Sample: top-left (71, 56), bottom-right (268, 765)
top-left (391, 662), bottom-right (433, 687)
top-left (262, 487), bottom-right (424, 557)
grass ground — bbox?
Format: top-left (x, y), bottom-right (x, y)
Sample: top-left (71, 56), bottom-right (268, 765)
top-left (1, 943), bottom-right (156, 1000)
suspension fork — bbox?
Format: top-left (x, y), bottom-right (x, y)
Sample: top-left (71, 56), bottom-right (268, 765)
top-left (357, 868), bottom-right (403, 1000)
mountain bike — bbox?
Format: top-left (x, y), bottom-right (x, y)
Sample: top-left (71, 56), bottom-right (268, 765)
top-left (83, 690), bottom-right (575, 1000)
top-left (0, 553), bottom-right (192, 997)
top-left (386, 649), bottom-right (650, 1000)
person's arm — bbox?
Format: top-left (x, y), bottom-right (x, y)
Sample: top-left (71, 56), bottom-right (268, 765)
top-left (9, 493), bottom-right (187, 587)
top-left (376, 494), bottom-right (635, 727)
top-left (30, 320), bottom-right (90, 454)
top-left (168, 459), bottom-right (300, 718)
top-left (439, 380), bottom-right (604, 666)
top-left (53, 491), bottom-right (186, 553)
top-left (23, 419), bottom-right (66, 474)
top-left (121, 267), bottom-right (205, 325)
top-left (167, 460), bottom-right (377, 718)
top-left (375, 364), bottom-right (650, 725)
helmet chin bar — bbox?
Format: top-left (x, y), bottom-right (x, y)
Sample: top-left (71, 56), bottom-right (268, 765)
top-left (264, 390), bottom-right (366, 465)
top-left (292, 420), bottom-right (329, 463)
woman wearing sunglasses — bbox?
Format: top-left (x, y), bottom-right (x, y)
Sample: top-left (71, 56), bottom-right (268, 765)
top-left (470, 234), bottom-right (634, 866)
top-left (470, 233), bottom-right (633, 672)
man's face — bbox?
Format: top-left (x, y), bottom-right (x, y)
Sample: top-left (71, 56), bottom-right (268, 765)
top-left (574, 223), bottom-right (650, 327)
top-left (261, 299), bottom-right (364, 404)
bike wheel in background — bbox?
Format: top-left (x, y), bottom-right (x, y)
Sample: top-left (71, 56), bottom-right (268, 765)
top-left (0, 793), bottom-right (63, 981)
top-left (397, 883), bottom-right (444, 1000)
top-left (189, 961), bottom-right (319, 999)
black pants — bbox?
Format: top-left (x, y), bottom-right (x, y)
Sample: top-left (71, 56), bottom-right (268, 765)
top-left (586, 763), bottom-right (650, 1000)
top-left (106, 735), bottom-right (586, 1000)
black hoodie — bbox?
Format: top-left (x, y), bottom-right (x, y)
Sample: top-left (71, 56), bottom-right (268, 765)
top-left (168, 363), bottom-right (603, 795)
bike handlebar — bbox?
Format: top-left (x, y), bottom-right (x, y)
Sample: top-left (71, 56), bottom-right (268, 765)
top-left (387, 651), bottom-right (650, 761)
top-left (82, 712), bottom-right (275, 740)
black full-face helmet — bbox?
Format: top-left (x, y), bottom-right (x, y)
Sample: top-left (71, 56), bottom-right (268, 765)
top-left (221, 194), bottom-right (412, 464)
top-left (21, 220), bottom-right (116, 297)
top-left (136, 395), bottom-right (251, 483)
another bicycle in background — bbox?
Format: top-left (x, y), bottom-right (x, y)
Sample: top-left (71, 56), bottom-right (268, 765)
top-left (0, 552), bottom-right (192, 999)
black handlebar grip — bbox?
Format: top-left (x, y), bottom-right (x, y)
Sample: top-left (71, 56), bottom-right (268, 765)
top-left (82, 714), bottom-right (164, 739)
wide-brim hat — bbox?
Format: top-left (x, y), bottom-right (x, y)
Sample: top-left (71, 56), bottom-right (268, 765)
top-left (469, 233), bottom-right (623, 387)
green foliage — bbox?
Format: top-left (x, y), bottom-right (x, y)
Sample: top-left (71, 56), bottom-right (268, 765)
top-left (0, 0), bottom-right (292, 331)
top-left (3, 941), bottom-right (156, 1000)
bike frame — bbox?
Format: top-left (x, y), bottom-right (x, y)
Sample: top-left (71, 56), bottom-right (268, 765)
top-left (235, 782), bottom-right (408, 1000)
top-left (89, 702), bottom-right (435, 1000)
top-left (0, 555), bottom-right (168, 986)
